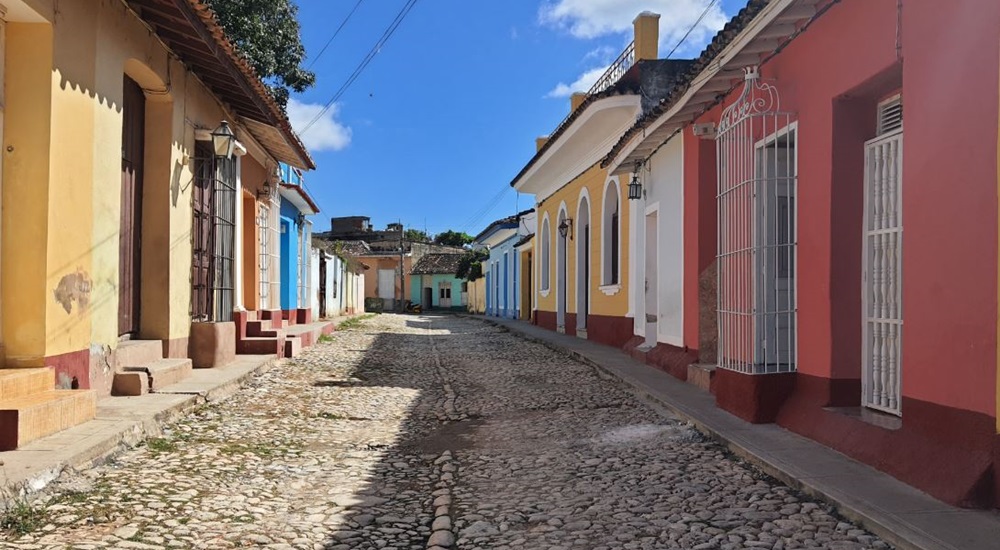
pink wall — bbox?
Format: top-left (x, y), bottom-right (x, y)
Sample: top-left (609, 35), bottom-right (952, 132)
top-left (691, 0), bottom-right (999, 415)
top-left (899, 0), bottom-right (999, 415)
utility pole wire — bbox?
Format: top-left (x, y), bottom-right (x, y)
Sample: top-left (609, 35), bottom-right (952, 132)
top-left (307, 0), bottom-right (366, 69)
top-left (300, 0), bottom-right (421, 135)
top-left (664, 0), bottom-right (719, 60)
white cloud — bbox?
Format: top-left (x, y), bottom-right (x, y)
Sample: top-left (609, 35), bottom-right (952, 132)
top-left (546, 65), bottom-right (609, 98)
top-left (539, 0), bottom-right (726, 55)
top-left (286, 98), bottom-right (353, 153)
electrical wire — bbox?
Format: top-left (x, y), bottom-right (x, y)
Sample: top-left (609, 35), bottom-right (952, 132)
top-left (300, 0), bottom-right (420, 135)
top-left (664, 0), bottom-right (720, 60)
top-left (307, 0), bottom-right (366, 70)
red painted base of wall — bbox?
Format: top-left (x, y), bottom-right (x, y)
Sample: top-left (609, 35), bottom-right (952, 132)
top-left (535, 310), bottom-right (556, 331)
top-left (282, 310), bottom-right (298, 326)
top-left (565, 313), bottom-right (577, 337)
top-left (586, 314), bottom-right (633, 348)
top-left (296, 308), bottom-right (312, 325)
top-left (46, 349), bottom-right (89, 390)
top-left (715, 368), bottom-right (796, 424)
top-left (623, 336), bottom-right (698, 381)
top-left (777, 373), bottom-right (997, 508)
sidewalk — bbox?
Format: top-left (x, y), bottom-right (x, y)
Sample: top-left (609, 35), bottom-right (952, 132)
top-left (472, 315), bottom-right (1000, 550)
top-left (0, 354), bottom-right (278, 492)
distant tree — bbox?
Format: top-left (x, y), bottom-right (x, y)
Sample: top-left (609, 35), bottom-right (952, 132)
top-left (205, 0), bottom-right (316, 109)
top-left (456, 249), bottom-right (489, 281)
top-left (404, 229), bottom-right (431, 243)
top-left (434, 230), bottom-right (474, 247)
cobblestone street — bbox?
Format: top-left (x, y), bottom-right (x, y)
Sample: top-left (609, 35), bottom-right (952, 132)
top-left (5, 314), bottom-right (890, 550)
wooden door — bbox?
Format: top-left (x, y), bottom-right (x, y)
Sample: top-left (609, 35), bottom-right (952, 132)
top-left (191, 142), bottom-right (214, 320)
top-left (119, 76), bottom-right (145, 336)
top-left (319, 257), bottom-right (327, 317)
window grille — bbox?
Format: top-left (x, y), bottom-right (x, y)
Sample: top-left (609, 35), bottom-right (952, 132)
top-left (863, 119), bottom-right (903, 415)
top-left (191, 147), bottom-right (237, 322)
top-left (715, 67), bottom-right (797, 375)
top-left (258, 203), bottom-right (271, 309)
top-left (540, 218), bottom-right (551, 291)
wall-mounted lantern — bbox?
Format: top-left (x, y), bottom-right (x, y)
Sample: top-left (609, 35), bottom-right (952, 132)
top-left (558, 217), bottom-right (573, 239)
top-left (628, 160), bottom-right (644, 200)
top-left (211, 120), bottom-right (236, 159)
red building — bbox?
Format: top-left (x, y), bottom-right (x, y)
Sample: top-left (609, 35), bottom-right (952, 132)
top-left (605, 0), bottom-right (1000, 507)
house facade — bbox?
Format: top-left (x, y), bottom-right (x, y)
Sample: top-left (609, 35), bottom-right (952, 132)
top-left (513, 12), bottom-right (695, 348)
top-left (277, 164), bottom-right (319, 324)
top-left (603, 0), bottom-right (1000, 508)
top-left (0, 0), bottom-right (316, 448)
top-left (410, 254), bottom-right (467, 310)
top-left (477, 210), bottom-right (535, 319)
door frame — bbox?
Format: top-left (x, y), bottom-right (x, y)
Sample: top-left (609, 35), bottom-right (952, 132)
top-left (119, 75), bottom-right (146, 337)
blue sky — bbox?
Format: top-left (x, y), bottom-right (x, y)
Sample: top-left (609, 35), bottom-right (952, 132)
top-left (289, 0), bottom-right (746, 236)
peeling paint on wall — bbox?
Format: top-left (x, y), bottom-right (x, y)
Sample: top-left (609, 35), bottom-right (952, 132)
top-left (53, 269), bottom-right (92, 314)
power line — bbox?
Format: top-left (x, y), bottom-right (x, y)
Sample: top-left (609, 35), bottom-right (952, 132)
top-left (307, 0), bottom-right (366, 70)
top-left (665, 0), bottom-right (720, 60)
top-left (300, 0), bottom-right (421, 135)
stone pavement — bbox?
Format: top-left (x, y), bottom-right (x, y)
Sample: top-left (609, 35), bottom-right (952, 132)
top-left (0, 313), bottom-right (902, 549)
top-left (476, 315), bottom-right (1000, 550)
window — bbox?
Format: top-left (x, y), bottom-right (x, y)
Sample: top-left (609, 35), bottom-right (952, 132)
top-left (602, 180), bottom-right (621, 285)
top-left (440, 287), bottom-right (452, 299)
top-left (461, 282), bottom-right (468, 292)
top-left (540, 217), bottom-right (551, 291)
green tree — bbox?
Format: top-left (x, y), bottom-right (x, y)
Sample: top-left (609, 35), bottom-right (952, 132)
top-left (404, 229), bottom-right (431, 243)
top-left (206, 0), bottom-right (316, 108)
top-left (434, 230), bottom-right (474, 248)
top-left (456, 249), bottom-right (489, 281)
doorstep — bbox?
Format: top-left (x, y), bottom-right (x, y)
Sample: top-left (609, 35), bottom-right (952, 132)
top-left (472, 315), bottom-right (1000, 550)
top-left (0, 354), bottom-right (278, 493)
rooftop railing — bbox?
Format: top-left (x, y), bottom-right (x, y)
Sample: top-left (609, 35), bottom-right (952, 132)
top-left (542, 41), bottom-right (636, 151)
top-left (588, 41), bottom-right (635, 96)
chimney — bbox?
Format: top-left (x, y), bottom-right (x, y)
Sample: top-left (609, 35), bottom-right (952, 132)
top-left (535, 136), bottom-right (549, 152)
top-left (570, 92), bottom-right (588, 112)
top-left (633, 11), bottom-right (660, 61)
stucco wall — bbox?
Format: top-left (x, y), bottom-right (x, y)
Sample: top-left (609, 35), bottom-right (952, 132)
top-left (2, 2), bottom-right (280, 390)
top-left (533, 164), bottom-right (630, 321)
top-left (631, 136), bottom-right (684, 347)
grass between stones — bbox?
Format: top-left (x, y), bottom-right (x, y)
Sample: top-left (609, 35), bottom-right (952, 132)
top-left (337, 313), bottom-right (378, 331)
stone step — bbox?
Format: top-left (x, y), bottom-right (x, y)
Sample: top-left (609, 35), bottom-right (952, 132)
top-left (111, 371), bottom-right (149, 397)
top-left (115, 340), bottom-right (164, 369)
top-left (0, 368), bottom-right (54, 401)
top-left (246, 320), bottom-right (279, 338)
top-left (687, 363), bottom-right (717, 392)
top-left (237, 336), bottom-right (284, 356)
top-left (284, 336), bottom-right (302, 358)
top-left (123, 358), bottom-right (193, 392)
top-left (0, 389), bottom-right (97, 450)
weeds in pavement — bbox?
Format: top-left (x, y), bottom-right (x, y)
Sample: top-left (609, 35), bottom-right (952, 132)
top-left (338, 313), bottom-right (377, 331)
top-left (318, 334), bottom-right (335, 343)
top-left (146, 437), bottom-right (178, 453)
top-left (0, 480), bottom-right (46, 537)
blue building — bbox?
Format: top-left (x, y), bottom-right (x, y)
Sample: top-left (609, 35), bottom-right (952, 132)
top-left (476, 209), bottom-right (535, 319)
top-left (277, 163), bottom-right (320, 322)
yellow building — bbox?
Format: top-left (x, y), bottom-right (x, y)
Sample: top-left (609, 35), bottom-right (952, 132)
top-left (510, 13), bottom-right (662, 348)
top-left (0, 0), bottom-right (312, 449)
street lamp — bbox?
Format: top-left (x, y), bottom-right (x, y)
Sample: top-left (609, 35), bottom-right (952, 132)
top-left (211, 120), bottom-right (236, 159)
top-left (558, 217), bottom-right (573, 239)
top-left (628, 161), bottom-right (644, 200)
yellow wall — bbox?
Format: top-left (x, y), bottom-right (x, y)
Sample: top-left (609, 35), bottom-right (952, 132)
top-left (2, 2), bottom-right (279, 386)
top-left (534, 163), bottom-right (630, 318)
top-left (467, 275), bottom-right (486, 314)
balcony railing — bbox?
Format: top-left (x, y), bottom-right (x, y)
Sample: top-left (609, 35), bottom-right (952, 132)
top-left (588, 41), bottom-right (635, 96)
